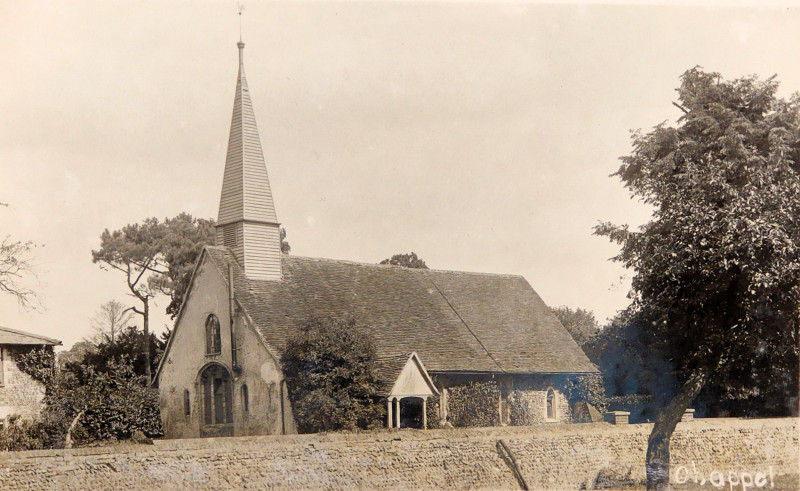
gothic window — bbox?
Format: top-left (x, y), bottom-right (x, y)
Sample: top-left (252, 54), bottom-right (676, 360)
top-left (184, 389), bottom-right (191, 416)
top-left (546, 388), bottom-right (556, 421)
top-left (206, 314), bottom-right (221, 355)
top-left (241, 384), bottom-right (249, 412)
top-left (201, 364), bottom-right (233, 425)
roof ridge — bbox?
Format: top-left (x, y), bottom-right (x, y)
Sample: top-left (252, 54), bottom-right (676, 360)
top-left (0, 326), bottom-right (62, 345)
top-left (281, 254), bottom-right (524, 279)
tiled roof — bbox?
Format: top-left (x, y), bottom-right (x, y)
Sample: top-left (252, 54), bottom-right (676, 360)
top-left (374, 353), bottom-right (412, 394)
top-left (206, 247), bottom-right (598, 375)
top-left (0, 326), bottom-right (61, 346)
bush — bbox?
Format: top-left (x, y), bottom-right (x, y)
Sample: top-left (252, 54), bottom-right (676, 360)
top-left (447, 381), bottom-right (500, 427)
top-left (565, 374), bottom-right (608, 413)
top-left (281, 316), bottom-right (384, 433)
top-left (0, 415), bottom-right (65, 451)
top-left (71, 362), bottom-right (163, 444)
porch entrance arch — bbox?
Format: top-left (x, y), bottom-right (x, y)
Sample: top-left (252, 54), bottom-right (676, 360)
top-left (198, 363), bottom-right (233, 436)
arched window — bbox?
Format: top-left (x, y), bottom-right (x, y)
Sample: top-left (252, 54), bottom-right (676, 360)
top-left (206, 314), bottom-right (221, 355)
top-left (546, 388), bottom-right (556, 420)
top-left (184, 389), bottom-right (191, 416)
top-left (241, 384), bottom-right (249, 412)
top-left (200, 364), bottom-right (233, 425)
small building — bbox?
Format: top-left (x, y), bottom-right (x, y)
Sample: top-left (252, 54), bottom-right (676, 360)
top-left (156, 41), bottom-right (599, 438)
top-left (0, 326), bottom-right (62, 421)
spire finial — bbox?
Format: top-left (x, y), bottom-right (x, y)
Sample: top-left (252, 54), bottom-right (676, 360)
top-left (237, 3), bottom-right (245, 66)
top-left (238, 3), bottom-right (244, 43)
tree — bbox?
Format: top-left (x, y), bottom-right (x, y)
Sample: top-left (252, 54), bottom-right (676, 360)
top-left (380, 252), bottom-right (428, 269)
top-left (64, 326), bottom-right (165, 381)
top-left (89, 300), bottom-right (134, 345)
top-left (280, 227), bottom-right (291, 254)
top-left (146, 214), bottom-right (216, 318)
top-left (1, 202), bottom-right (39, 309)
top-left (92, 213), bottom-right (214, 382)
top-left (281, 316), bottom-right (383, 433)
top-left (550, 306), bottom-right (601, 348)
top-left (595, 68), bottom-right (800, 489)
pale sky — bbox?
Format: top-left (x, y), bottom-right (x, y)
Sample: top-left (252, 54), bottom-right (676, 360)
top-left (2, 1), bottom-right (799, 350)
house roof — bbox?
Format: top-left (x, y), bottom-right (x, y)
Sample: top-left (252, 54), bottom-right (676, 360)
top-left (0, 326), bottom-right (62, 346)
top-left (206, 247), bottom-right (598, 375)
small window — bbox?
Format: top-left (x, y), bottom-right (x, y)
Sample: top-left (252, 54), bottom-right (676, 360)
top-left (184, 389), bottom-right (191, 416)
top-left (546, 388), bottom-right (556, 420)
top-left (0, 347), bottom-right (4, 386)
top-left (241, 384), bottom-right (249, 412)
top-left (206, 314), bottom-right (221, 355)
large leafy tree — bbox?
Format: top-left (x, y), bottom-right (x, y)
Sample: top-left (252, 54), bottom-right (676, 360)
top-left (550, 306), bottom-right (601, 348)
top-left (281, 316), bottom-right (383, 433)
top-left (596, 68), bottom-right (800, 489)
top-left (92, 213), bottom-right (214, 382)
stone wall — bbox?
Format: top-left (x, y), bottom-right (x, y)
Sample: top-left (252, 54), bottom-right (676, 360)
top-left (0, 417), bottom-right (796, 490)
top-left (0, 347), bottom-right (46, 420)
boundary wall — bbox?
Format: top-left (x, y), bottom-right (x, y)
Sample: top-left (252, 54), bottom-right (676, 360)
top-left (0, 418), bottom-right (796, 489)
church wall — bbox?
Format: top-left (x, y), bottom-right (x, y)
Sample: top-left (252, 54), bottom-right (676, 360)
top-left (429, 372), bottom-right (572, 427)
top-left (157, 255), bottom-right (294, 439)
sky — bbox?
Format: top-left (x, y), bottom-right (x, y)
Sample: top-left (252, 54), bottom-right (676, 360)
top-left (1, 1), bottom-right (799, 351)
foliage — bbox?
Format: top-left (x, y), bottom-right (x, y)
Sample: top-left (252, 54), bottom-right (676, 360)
top-left (15, 333), bottom-right (165, 449)
top-left (564, 374), bottom-right (608, 413)
top-left (595, 67), bottom-right (800, 488)
top-left (63, 326), bottom-right (166, 381)
top-left (92, 213), bottom-right (215, 381)
top-left (380, 252), bottom-right (429, 269)
top-left (14, 346), bottom-right (58, 388)
top-left (0, 235), bottom-right (39, 310)
top-left (425, 393), bottom-right (441, 428)
top-left (281, 316), bottom-right (384, 433)
top-left (583, 314), bottom-right (678, 404)
top-left (67, 361), bottom-right (163, 444)
top-left (0, 415), bottom-right (65, 451)
top-left (145, 214), bottom-right (216, 318)
top-left (447, 381), bottom-right (500, 427)
top-left (550, 306), bottom-right (601, 348)
top-left (280, 227), bottom-right (291, 254)
top-left (42, 358), bottom-right (163, 445)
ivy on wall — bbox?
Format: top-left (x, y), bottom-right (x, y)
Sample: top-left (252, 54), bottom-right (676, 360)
top-left (447, 381), bottom-right (500, 427)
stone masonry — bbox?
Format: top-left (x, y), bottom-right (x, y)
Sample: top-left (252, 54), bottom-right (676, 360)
top-left (0, 418), bottom-right (796, 490)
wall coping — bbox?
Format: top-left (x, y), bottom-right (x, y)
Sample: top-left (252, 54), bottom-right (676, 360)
top-left (0, 417), bottom-right (796, 461)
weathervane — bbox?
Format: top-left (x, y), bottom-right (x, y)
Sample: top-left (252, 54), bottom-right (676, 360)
top-left (238, 3), bottom-right (245, 42)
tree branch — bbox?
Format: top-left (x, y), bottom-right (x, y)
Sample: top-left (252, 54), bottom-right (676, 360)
top-left (672, 101), bottom-right (689, 115)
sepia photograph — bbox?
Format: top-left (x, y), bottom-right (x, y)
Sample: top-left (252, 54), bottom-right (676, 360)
top-left (0, 1), bottom-right (798, 489)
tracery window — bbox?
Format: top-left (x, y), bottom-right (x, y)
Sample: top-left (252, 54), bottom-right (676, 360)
top-left (206, 314), bottom-right (221, 355)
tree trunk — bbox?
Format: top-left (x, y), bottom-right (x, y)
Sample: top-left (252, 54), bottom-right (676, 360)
top-left (143, 298), bottom-right (151, 384)
top-left (64, 409), bottom-right (85, 449)
top-left (646, 368), bottom-right (709, 490)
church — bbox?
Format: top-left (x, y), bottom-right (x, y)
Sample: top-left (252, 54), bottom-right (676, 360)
top-left (155, 41), bottom-right (598, 438)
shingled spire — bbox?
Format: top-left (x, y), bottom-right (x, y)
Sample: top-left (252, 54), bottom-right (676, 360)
top-left (216, 41), bottom-right (282, 280)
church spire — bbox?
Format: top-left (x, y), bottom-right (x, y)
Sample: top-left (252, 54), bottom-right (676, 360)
top-left (216, 40), bottom-right (282, 281)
